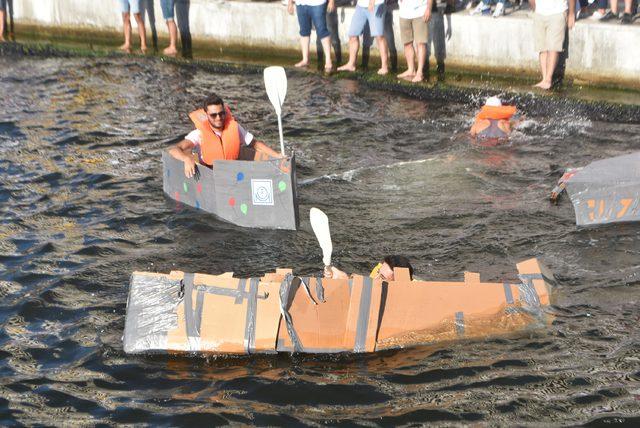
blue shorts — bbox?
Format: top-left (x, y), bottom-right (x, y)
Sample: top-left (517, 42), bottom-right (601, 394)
top-left (0, 0), bottom-right (6, 11)
top-left (161, 0), bottom-right (175, 20)
top-left (296, 4), bottom-right (330, 39)
top-left (119, 0), bottom-right (142, 14)
top-left (348, 4), bottom-right (386, 38)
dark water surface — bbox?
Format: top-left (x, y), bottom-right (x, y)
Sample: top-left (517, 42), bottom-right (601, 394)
top-left (1, 54), bottom-right (639, 425)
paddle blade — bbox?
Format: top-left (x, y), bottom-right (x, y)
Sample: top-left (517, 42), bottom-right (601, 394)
top-left (264, 66), bottom-right (287, 116)
top-left (309, 207), bottom-right (332, 266)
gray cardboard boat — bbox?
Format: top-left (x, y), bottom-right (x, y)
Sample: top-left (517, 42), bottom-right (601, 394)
top-left (551, 151), bottom-right (640, 226)
top-left (162, 149), bottom-right (299, 230)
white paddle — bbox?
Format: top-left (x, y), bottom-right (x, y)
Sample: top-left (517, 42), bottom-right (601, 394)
top-left (309, 207), bottom-right (332, 275)
top-left (263, 66), bottom-right (287, 156)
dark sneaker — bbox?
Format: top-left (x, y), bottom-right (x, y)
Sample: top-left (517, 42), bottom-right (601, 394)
top-left (576, 9), bottom-right (591, 20)
top-left (599, 10), bottom-right (616, 20)
top-left (620, 12), bottom-right (632, 23)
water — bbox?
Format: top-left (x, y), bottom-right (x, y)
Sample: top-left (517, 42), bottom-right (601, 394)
top-left (1, 53), bottom-right (639, 425)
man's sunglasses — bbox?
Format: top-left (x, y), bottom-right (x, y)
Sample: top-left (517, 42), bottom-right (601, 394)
top-left (208, 111), bottom-right (226, 118)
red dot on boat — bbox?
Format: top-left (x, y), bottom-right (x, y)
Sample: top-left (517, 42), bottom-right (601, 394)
top-left (197, 183), bottom-right (203, 193)
top-left (229, 197), bottom-right (235, 206)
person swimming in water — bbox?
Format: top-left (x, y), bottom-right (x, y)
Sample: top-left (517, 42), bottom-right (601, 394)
top-left (470, 96), bottom-right (520, 145)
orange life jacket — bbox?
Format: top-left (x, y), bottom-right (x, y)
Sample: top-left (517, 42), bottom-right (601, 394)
top-left (188, 106), bottom-right (241, 165)
top-left (470, 105), bottom-right (517, 140)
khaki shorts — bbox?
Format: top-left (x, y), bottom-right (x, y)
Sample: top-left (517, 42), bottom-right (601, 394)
top-left (400, 17), bottom-right (428, 45)
top-left (533, 12), bottom-right (567, 53)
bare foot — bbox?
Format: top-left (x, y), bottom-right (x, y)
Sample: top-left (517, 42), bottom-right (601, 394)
top-left (411, 73), bottom-right (424, 83)
top-left (163, 46), bottom-right (178, 56)
top-left (397, 69), bottom-right (415, 79)
top-left (377, 68), bottom-right (389, 76)
top-left (294, 60), bottom-right (309, 68)
top-left (324, 63), bottom-right (333, 73)
top-left (119, 44), bottom-right (132, 54)
top-left (140, 46), bottom-right (148, 54)
top-left (0, 36), bottom-right (5, 42)
top-left (537, 81), bottom-right (552, 90)
top-left (337, 63), bottom-right (356, 72)
top-left (532, 80), bottom-right (545, 88)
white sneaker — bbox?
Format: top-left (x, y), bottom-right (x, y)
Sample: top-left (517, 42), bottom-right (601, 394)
top-left (589, 11), bottom-right (604, 19)
top-left (471, 3), bottom-right (490, 15)
top-left (492, 2), bottom-right (504, 17)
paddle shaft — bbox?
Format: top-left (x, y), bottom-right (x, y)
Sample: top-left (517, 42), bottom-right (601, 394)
top-left (277, 114), bottom-right (285, 156)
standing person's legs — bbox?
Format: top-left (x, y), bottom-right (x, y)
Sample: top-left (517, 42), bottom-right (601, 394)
top-left (535, 13), bottom-right (565, 89)
top-left (369, 3), bottom-right (388, 74)
top-left (0, 0), bottom-right (5, 42)
top-left (160, 0), bottom-right (178, 55)
top-left (119, 0), bottom-right (132, 53)
top-left (295, 4), bottom-right (313, 67)
top-left (412, 17), bottom-right (429, 82)
top-left (310, 3), bottom-right (333, 71)
top-left (398, 18), bottom-right (416, 79)
top-left (131, 0), bottom-right (147, 53)
top-left (532, 13), bottom-right (547, 86)
top-left (338, 6), bottom-right (368, 71)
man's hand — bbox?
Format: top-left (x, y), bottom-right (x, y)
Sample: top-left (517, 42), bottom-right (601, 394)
top-left (288, 0), bottom-right (294, 15)
top-left (368, 0), bottom-right (375, 13)
top-left (183, 157), bottom-right (196, 178)
top-left (328, 0), bottom-right (335, 13)
top-left (423, 9), bottom-right (432, 22)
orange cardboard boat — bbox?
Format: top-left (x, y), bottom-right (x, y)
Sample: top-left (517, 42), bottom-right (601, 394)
top-left (123, 258), bottom-right (554, 355)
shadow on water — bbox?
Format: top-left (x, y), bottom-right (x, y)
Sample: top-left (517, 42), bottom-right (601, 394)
top-left (0, 51), bottom-right (639, 425)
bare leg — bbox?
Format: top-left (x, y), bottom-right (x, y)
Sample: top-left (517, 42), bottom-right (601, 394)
top-left (0, 9), bottom-right (5, 42)
top-left (624, 0), bottom-right (633, 13)
top-left (376, 36), bottom-right (389, 75)
top-left (320, 36), bottom-right (333, 71)
top-left (337, 36), bottom-right (359, 71)
top-left (398, 42), bottom-right (416, 79)
top-left (163, 19), bottom-right (178, 55)
top-left (534, 51), bottom-right (547, 87)
top-left (296, 36), bottom-right (310, 67)
top-left (120, 13), bottom-right (132, 53)
top-left (412, 43), bottom-right (427, 82)
top-left (539, 51), bottom-right (559, 89)
top-left (133, 13), bottom-right (147, 53)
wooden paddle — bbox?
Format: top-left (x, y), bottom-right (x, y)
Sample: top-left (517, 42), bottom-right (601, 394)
top-left (263, 66), bottom-right (287, 156)
top-left (309, 207), bottom-right (332, 276)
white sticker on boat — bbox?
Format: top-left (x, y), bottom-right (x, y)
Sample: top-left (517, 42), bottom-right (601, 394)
top-left (251, 179), bottom-right (274, 206)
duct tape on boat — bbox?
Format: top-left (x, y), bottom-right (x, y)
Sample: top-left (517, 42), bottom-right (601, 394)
top-left (251, 179), bottom-right (274, 205)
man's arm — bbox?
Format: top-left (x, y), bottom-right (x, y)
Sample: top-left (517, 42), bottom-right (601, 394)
top-left (250, 140), bottom-right (282, 159)
top-left (168, 139), bottom-right (197, 178)
top-left (530, 0), bottom-right (536, 11)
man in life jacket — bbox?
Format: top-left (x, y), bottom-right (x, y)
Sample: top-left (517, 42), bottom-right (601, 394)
top-left (469, 96), bottom-right (519, 143)
top-left (325, 255), bottom-right (414, 282)
top-left (168, 93), bottom-right (281, 178)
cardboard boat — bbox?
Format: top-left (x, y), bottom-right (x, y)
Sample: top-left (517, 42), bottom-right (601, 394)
top-left (123, 258), bottom-right (555, 355)
top-left (550, 151), bottom-right (640, 226)
top-left (162, 147), bottom-right (299, 230)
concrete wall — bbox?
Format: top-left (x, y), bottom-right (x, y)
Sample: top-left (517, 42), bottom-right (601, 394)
top-left (10, 0), bottom-right (640, 85)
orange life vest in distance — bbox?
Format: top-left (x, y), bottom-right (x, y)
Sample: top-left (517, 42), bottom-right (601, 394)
top-left (470, 105), bottom-right (518, 140)
top-left (188, 106), bottom-right (241, 165)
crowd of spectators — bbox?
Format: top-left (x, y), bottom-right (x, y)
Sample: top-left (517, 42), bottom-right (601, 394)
top-left (1, 0), bottom-right (638, 90)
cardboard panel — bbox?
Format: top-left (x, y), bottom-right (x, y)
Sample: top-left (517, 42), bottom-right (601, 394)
top-left (162, 151), bottom-right (298, 230)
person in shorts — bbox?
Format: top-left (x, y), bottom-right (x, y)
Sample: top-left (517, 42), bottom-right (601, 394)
top-left (118, 0), bottom-right (147, 54)
top-left (287, 0), bottom-right (336, 72)
top-left (397, 0), bottom-right (433, 82)
top-left (530, 0), bottom-right (576, 90)
top-left (160, 0), bottom-right (178, 55)
top-left (337, 0), bottom-right (390, 75)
